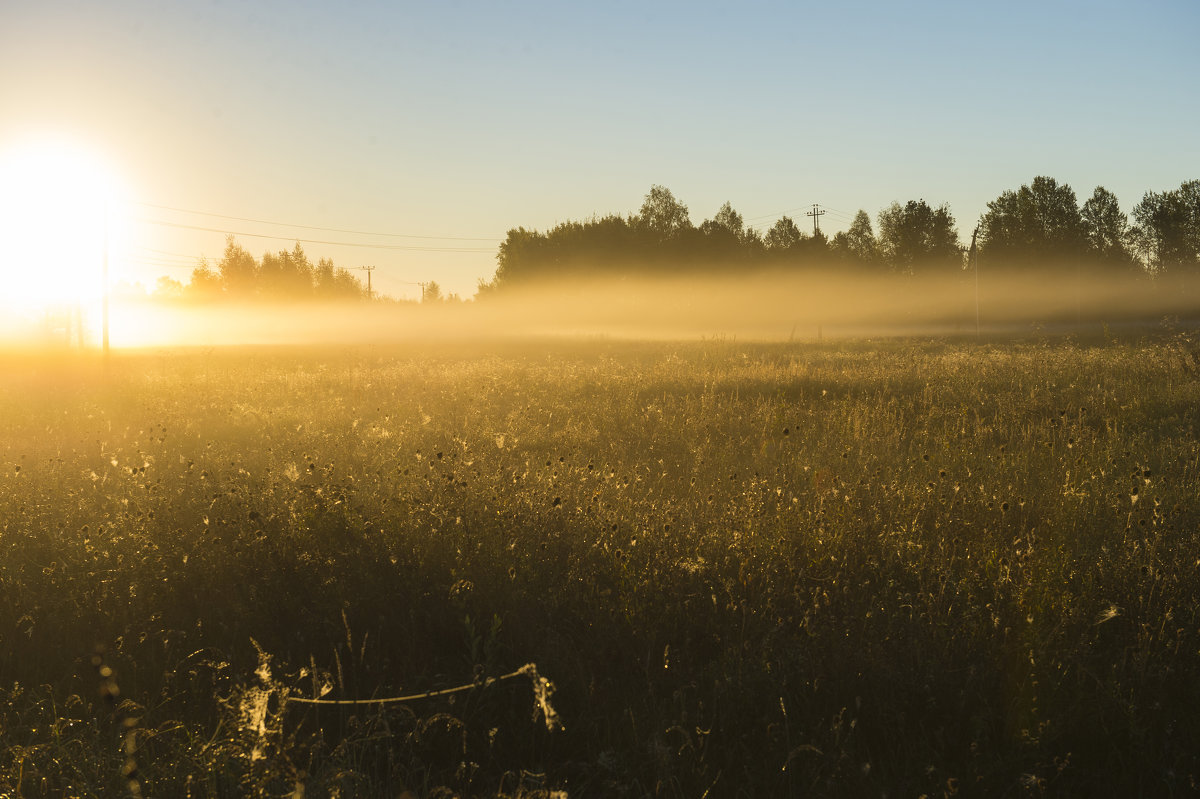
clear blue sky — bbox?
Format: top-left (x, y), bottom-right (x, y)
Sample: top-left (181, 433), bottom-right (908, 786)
top-left (1, 0), bottom-right (1196, 299)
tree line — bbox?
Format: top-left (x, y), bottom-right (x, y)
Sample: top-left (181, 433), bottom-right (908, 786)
top-left (483, 178), bottom-right (1200, 290)
top-left (166, 238), bottom-right (471, 305)
top-left (176, 237), bottom-right (369, 302)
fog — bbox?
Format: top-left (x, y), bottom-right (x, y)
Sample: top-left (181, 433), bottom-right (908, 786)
top-left (3, 268), bottom-right (1197, 350)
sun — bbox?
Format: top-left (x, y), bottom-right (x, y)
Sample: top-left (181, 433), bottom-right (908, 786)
top-left (0, 136), bottom-right (128, 318)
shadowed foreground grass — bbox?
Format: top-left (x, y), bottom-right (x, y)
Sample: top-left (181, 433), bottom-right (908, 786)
top-left (2, 334), bottom-right (1199, 796)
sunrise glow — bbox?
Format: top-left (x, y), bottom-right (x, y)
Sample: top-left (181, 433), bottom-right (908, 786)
top-left (0, 136), bottom-right (129, 318)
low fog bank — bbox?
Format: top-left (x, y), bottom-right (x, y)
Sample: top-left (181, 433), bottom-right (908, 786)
top-left (5, 270), bottom-right (1198, 349)
top-left (481, 270), bottom-right (1196, 340)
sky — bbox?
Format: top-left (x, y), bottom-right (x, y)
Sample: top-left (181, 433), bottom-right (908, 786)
top-left (1, 0), bottom-right (1197, 301)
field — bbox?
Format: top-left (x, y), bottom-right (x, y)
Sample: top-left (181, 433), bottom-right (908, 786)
top-left (2, 332), bottom-right (1200, 797)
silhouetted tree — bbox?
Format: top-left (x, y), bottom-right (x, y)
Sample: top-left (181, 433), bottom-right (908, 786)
top-left (217, 236), bottom-right (259, 296)
top-left (1080, 186), bottom-right (1137, 271)
top-left (877, 200), bottom-right (960, 273)
top-left (831, 209), bottom-right (879, 268)
top-left (288, 242), bottom-right (314, 294)
top-left (475, 276), bottom-right (499, 298)
top-left (710, 202), bottom-right (744, 236)
top-left (332, 268), bottom-right (363, 298)
top-left (493, 188), bottom-right (698, 285)
top-left (314, 256), bottom-right (365, 300)
top-left (314, 256), bottom-right (336, 293)
top-left (802, 229), bottom-right (831, 264)
top-left (741, 225), bottom-right (766, 260)
top-left (1131, 180), bottom-right (1200, 274)
top-left (634, 185), bottom-right (692, 240)
top-left (764, 216), bottom-right (803, 252)
top-left (186, 238), bottom-right (365, 302)
top-left (260, 242), bottom-right (314, 299)
top-left (494, 227), bottom-right (548, 286)
top-left (187, 256), bottom-right (223, 300)
top-left (978, 177), bottom-right (1084, 268)
top-left (698, 201), bottom-right (750, 264)
top-left (571, 214), bottom-right (639, 267)
top-left (423, 281), bottom-right (444, 303)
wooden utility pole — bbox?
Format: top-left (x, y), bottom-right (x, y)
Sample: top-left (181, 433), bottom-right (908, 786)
top-left (806, 204), bottom-right (825, 235)
top-left (356, 265), bottom-right (376, 300)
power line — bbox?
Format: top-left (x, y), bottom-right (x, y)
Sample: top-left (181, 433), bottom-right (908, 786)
top-left (126, 253), bottom-right (201, 268)
top-left (746, 203), bottom-right (857, 225)
top-left (125, 258), bottom-right (196, 270)
top-left (124, 227), bottom-right (438, 287)
top-left (744, 205), bottom-right (817, 222)
top-left (818, 210), bottom-right (859, 226)
top-left (123, 250), bottom-right (430, 286)
top-left (130, 200), bottom-right (501, 242)
top-left (133, 217), bottom-right (496, 252)
top-left (132, 245), bottom-right (206, 261)
top-left (126, 253), bottom-right (196, 266)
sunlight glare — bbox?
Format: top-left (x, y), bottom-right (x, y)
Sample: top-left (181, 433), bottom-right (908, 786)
top-left (0, 137), bottom-right (129, 320)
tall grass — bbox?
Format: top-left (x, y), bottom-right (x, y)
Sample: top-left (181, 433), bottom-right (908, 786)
top-left (1, 333), bottom-right (1199, 796)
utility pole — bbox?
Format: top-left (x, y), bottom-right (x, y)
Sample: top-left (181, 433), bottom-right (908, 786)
top-left (806, 204), bottom-right (825, 235)
top-left (355, 265), bottom-right (376, 300)
top-left (418, 281), bottom-right (427, 303)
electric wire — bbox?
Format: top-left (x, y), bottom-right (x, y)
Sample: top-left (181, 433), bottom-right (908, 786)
top-left (133, 217), bottom-right (495, 252)
top-left (130, 200), bottom-right (501, 242)
top-left (744, 205), bottom-right (817, 222)
top-left (132, 245), bottom-right (207, 261)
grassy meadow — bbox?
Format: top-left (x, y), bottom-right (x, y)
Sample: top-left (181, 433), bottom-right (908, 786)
top-left (2, 332), bottom-right (1200, 797)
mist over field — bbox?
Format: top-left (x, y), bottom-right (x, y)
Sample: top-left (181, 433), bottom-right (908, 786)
top-left (52, 268), bottom-right (1196, 349)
